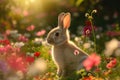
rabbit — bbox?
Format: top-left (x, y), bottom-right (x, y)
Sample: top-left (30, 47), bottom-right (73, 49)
top-left (46, 12), bottom-right (88, 77)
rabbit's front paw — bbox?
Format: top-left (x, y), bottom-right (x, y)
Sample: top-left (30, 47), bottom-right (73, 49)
top-left (57, 69), bottom-right (62, 77)
top-left (57, 69), bottom-right (67, 77)
top-left (61, 70), bottom-right (67, 77)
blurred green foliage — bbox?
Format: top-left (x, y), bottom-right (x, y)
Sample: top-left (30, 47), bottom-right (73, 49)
top-left (0, 0), bottom-right (120, 53)
top-left (0, 0), bottom-right (120, 33)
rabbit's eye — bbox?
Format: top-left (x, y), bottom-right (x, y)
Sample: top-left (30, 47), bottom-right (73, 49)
top-left (55, 32), bottom-right (59, 37)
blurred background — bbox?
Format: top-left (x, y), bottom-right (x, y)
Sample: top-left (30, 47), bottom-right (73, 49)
top-left (0, 0), bottom-right (120, 53)
top-left (0, 0), bottom-right (120, 34)
top-left (0, 0), bottom-right (120, 79)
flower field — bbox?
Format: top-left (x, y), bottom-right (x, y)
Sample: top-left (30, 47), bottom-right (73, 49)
top-left (0, 0), bottom-right (120, 80)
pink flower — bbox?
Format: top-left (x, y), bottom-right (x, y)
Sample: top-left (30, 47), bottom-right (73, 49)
top-left (5, 45), bottom-right (14, 53)
top-left (6, 54), bottom-right (28, 73)
top-left (36, 30), bottom-right (46, 36)
top-left (26, 25), bottom-right (35, 31)
top-left (5, 30), bottom-right (10, 36)
top-left (106, 31), bottom-right (120, 37)
top-left (106, 58), bottom-right (117, 69)
top-left (74, 49), bottom-right (79, 55)
top-left (106, 63), bottom-right (113, 69)
top-left (83, 53), bottom-right (101, 71)
top-left (18, 35), bottom-right (28, 42)
top-left (23, 10), bottom-right (29, 16)
top-left (0, 45), bottom-right (14, 54)
top-left (111, 58), bottom-right (117, 65)
top-left (0, 47), bottom-right (7, 54)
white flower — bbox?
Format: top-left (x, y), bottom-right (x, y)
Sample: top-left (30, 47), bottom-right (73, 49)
top-left (42, 40), bottom-right (48, 46)
top-left (27, 58), bottom-right (47, 77)
top-left (11, 33), bottom-right (21, 39)
top-left (115, 48), bottom-right (120, 56)
top-left (96, 35), bottom-right (100, 39)
top-left (9, 30), bottom-right (18, 34)
top-left (106, 39), bottom-right (119, 50)
top-left (16, 71), bottom-right (24, 79)
top-left (85, 13), bottom-right (89, 17)
top-left (26, 52), bottom-right (34, 56)
top-left (92, 10), bottom-right (97, 13)
top-left (74, 37), bottom-right (81, 42)
top-left (33, 38), bottom-right (43, 44)
top-left (104, 38), bottom-right (119, 56)
top-left (24, 33), bottom-right (31, 37)
top-left (83, 42), bottom-right (91, 49)
top-left (14, 42), bottom-right (25, 48)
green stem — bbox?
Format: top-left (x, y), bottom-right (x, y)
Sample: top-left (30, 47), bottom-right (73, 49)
top-left (89, 15), bottom-right (96, 52)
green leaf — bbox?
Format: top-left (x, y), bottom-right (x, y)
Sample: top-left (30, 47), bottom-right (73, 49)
top-left (76, 0), bottom-right (84, 6)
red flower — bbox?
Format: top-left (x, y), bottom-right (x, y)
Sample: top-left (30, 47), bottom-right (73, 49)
top-left (83, 20), bottom-right (92, 36)
top-left (26, 56), bottom-right (34, 63)
top-left (111, 58), bottom-right (117, 65)
top-left (34, 52), bottom-right (41, 57)
top-left (3, 39), bottom-right (10, 45)
top-left (85, 20), bottom-right (92, 26)
top-left (0, 47), bottom-right (7, 54)
top-left (83, 27), bottom-right (92, 36)
top-left (106, 58), bottom-right (117, 69)
top-left (83, 76), bottom-right (92, 80)
top-left (83, 20), bottom-right (96, 36)
top-left (106, 63), bottom-right (113, 69)
top-left (0, 39), bottom-right (10, 45)
top-left (83, 53), bottom-right (101, 71)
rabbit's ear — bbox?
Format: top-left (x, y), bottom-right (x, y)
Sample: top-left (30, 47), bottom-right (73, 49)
top-left (63, 13), bottom-right (71, 29)
top-left (58, 12), bottom-right (65, 27)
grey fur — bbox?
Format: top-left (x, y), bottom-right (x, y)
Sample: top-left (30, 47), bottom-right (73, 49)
top-left (46, 12), bottom-right (88, 77)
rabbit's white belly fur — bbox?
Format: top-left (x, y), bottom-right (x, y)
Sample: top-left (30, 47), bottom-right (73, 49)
top-left (52, 46), bottom-right (65, 69)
